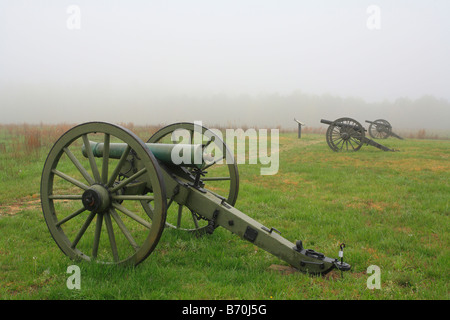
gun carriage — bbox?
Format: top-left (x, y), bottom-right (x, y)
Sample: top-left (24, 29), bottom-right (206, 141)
top-left (365, 119), bottom-right (403, 140)
top-left (320, 117), bottom-right (396, 152)
top-left (41, 122), bottom-right (350, 275)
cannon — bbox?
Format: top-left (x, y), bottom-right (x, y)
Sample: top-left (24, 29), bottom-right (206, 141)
top-left (365, 119), bottom-right (404, 140)
top-left (41, 121), bottom-right (350, 275)
top-left (320, 117), bottom-right (396, 152)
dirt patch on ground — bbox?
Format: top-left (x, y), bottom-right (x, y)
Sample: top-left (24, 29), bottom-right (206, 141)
top-left (269, 264), bottom-right (362, 280)
top-left (268, 264), bottom-right (298, 275)
top-left (346, 199), bottom-right (395, 212)
top-left (0, 194), bottom-right (41, 216)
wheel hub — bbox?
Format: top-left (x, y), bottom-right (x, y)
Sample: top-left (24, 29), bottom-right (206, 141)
top-left (82, 184), bottom-right (111, 213)
top-left (340, 132), bottom-right (350, 140)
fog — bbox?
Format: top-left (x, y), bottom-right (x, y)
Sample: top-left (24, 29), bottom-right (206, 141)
top-left (1, 1), bottom-right (449, 130)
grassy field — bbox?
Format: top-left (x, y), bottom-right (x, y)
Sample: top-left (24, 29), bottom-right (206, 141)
top-left (0, 123), bottom-right (448, 300)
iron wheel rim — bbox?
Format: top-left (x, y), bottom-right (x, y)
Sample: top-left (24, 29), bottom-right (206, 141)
top-left (40, 122), bottom-right (167, 266)
top-left (147, 122), bottom-right (239, 234)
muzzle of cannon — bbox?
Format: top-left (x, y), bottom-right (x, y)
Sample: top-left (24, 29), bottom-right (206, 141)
top-left (40, 121), bottom-right (350, 275)
top-left (365, 119), bottom-right (404, 140)
top-left (320, 117), bottom-right (397, 152)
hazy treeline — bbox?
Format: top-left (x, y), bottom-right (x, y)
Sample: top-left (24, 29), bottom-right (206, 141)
top-left (172, 91), bottom-right (450, 131)
top-left (1, 84), bottom-right (449, 131)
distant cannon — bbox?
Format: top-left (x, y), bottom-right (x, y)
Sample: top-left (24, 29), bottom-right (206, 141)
top-left (40, 121), bottom-right (350, 275)
top-left (365, 119), bottom-right (404, 140)
top-left (320, 117), bottom-right (397, 152)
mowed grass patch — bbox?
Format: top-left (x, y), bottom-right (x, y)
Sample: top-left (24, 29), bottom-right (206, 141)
top-left (0, 125), bottom-right (448, 300)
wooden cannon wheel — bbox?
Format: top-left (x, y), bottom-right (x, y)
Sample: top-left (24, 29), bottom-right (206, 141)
top-left (147, 122), bottom-right (239, 235)
top-left (40, 122), bottom-right (167, 266)
top-left (368, 119), bottom-right (392, 139)
top-left (325, 117), bottom-right (365, 152)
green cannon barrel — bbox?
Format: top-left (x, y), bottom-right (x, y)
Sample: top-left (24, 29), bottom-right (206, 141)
top-left (321, 119), bottom-right (367, 132)
top-left (82, 141), bottom-right (211, 168)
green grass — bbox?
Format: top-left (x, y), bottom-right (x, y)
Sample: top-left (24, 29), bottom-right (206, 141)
top-left (0, 125), bottom-right (448, 300)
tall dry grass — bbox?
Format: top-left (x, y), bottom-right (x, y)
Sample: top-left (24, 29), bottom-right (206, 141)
top-left (0, 122), bottom-right (165, 159)
top-left (0, 122), bottom-right (448, 160)
top-left (0, 123), bottom-right (75, 159)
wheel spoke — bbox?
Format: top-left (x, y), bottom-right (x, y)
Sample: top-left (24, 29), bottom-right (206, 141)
top-left (167, 195), bottom-right (175, 210)
top-left (82, 134), bottom-right (101, 183)
top-left (349, 137), bottom-right (361, 147)
top-left (142, 201), bottom-right (155, 220)
top-left (332, 137), bottom-right (343, 148)
top-left (109, 168), bottom-right (148, 193)
top-left (56, 207), bottom-right (86, 227)
top-left (112, 202), bottom-right (152, 229)
top-left (104, 212), bottom-right (119, 262)
top-left (49, 194), bottom-right (83, 200)
top-left (102, 133), bottom-right (110, 184)
top-left (202, 138), bottom-right (214, 151)
top-left (51, 169), bottom-right (89, 190)
top-left (202, 155), bottom-right (225, 170)
top-left (191, 211), bottom-right (200, 229)
top-left (92, 213), bottom-right (103, 258)
top-left (189, 129), bottom-right (194, 144)
top-left (71, 211), bottom-right (96, 249)
top-left (107, 145), bottom-right (131, 187)
top-left (348, 138), bottom-right (356, 150)
top-left (339, 140), bottom-right (345, 151)
top-left (110, 209), bottom-right (139, 251)
top-left (177, 204), bottom-right (183, 228)
top-left (332, 127), bottom-right (340, 136)
top-left (64, 147), bottom-right (95, 185)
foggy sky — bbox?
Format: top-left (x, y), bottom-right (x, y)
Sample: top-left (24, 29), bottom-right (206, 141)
top-left (0, 1), bottom-right (449, 130)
